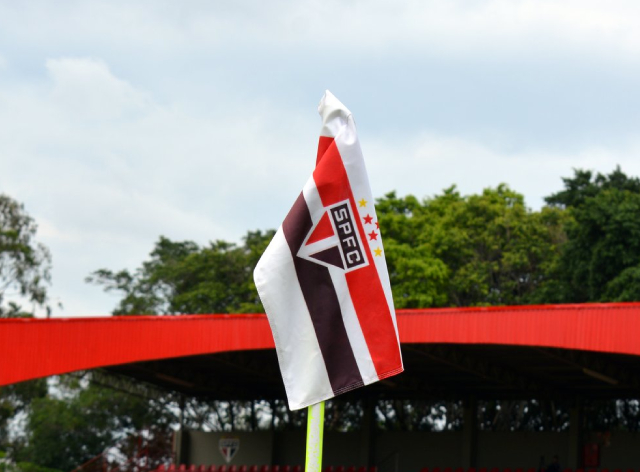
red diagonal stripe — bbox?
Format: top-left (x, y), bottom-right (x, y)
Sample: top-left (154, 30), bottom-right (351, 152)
top-left (317, 136), bottom-right (334, 166)
top-left (312, 139), bottom-right (402, 378)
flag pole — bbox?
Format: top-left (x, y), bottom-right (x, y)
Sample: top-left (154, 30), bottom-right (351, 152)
top-left (305, 401), bottom-right (325, 472)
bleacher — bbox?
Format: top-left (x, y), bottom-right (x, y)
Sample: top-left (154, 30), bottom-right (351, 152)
top-left (157, 466), bottom-right (638, 472)
top-left (322, 468), bottom-right (377, 472)
top-left (419, 468), bottom-right (637, 472)
top-left (156, 466), bottom-right (303, 472)
top-left (155, 466), bottom-right (379, 472)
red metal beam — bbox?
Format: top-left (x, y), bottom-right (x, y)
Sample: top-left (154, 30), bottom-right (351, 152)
top-left (0, 314), bottom-right (273, 386)
top-left (2, 303), bottom-right (640, 386)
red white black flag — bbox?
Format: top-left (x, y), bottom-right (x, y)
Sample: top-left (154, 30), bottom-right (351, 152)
top-left (254, 91), bottom-right (403, 410)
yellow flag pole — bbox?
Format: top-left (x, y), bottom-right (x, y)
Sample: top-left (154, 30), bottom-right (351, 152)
top-left (305, 401), bottom-right (325, 472)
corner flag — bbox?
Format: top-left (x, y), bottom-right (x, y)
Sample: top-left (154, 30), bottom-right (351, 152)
top-left (254, 91), bottom-right (403, 410)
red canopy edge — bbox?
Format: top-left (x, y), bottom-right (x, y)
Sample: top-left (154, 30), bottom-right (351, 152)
top-left (1, 303), bottom-right (640, 386)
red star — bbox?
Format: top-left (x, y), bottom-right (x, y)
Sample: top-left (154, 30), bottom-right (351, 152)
top-left (376, 221), bottom-right (379, 229)
top-left (368, 230), bottom-right (378, 241)
top-left (363, 214), bottom-right (373, 225)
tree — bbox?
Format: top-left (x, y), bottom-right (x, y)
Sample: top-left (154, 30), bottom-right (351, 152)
top-left (87, 230), bottom-right (275, 315)
top-left (374, 192), bottom-right (450, 308)
top-left (0, 451), bottom-right (63, 472)
top-left (13, 375), bottom-right (175, 472)
top-left (546, 166), bottom-right (640, 209)
top-left (0, 379), bottom-right (48, 452)
top-left (545, 167), bottom-right (640, 302)
top-left (0, 194), bottom-right (53, 466)
top-left (376, 185), bottom-right (567, 307)
top-left (0, 194), bottom-right (52, 317)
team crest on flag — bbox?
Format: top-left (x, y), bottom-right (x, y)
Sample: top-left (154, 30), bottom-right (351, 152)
top-left (298, 200), bottom-right (369, 272)
top-left (218, 437), bottom-right (240, 463)
top-left (254, 90), bottom-right (404, 410)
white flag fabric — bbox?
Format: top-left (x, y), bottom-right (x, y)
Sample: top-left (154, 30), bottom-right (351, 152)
top-left (254, 91), bottom-right (403, 410)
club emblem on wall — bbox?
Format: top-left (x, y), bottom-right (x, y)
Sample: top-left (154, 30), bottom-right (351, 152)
top-left (218, 437), bottom-right (240, 464)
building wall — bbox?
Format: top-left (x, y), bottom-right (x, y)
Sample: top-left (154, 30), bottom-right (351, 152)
top-left (599, 432), bottom-right (640, 469)
top-left (323, 433), bottom-right (363, 468)
top-left (272, 431), bottom-right (363, 468)
top-left (183, 430), bottom-right (640, 470)
top-left (476, 432), bottom-right (568, 470)
top-left (187, 431), bottom-right (274, 467)
top-left (373, 432), bottom-right (465, 472)
top-left (271, 431), bottom-right (304, 466)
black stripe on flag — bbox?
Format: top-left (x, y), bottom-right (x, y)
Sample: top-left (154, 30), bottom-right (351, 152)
top-left (282, 192), bottom-right (364, 395)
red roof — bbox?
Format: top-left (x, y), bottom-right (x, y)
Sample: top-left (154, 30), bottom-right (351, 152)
top-left (2, 303), bottom-right (640, 387)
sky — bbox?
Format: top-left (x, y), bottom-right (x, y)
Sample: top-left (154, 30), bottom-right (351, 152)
top-left (1, 0), bottom-right (640, 317)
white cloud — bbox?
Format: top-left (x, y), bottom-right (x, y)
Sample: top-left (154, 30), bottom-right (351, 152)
top-left (3, 1), bottom-right (640, 63)
top-left (46, 57), bottom-right (152, 121)
top-left (181, 0), bottom-right (640, 63)
top-left (0, 56), bottom-right (317, 317)
top-left (366, 131), bottom-right (640, 209)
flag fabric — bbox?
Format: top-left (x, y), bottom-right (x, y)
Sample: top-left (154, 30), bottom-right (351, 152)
top-left (254, 91), bottom-right (403, 410)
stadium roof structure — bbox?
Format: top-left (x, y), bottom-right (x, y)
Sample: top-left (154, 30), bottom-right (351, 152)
top-left (3, 303), bottom-right (640, 402)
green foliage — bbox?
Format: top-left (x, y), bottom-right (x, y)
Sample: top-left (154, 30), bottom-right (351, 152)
top-left (1, 452), bottom-right (63, 472)
top-left (376, 185), bottom-right (567, 307)
top-left (546, 167), bottom-right (640, 302)
top-left (87, 185), bottom-right (570, 312)
top-left (375, 192), bottom-right (449, 308)
top-left (0, 380), bottom-right (48, 451)
top-left (0, 195), bottom-right (52, 317)
top-left (477, 399), bottom-right (571, 432)
top-left (546, 166), bottom-right (640, 209)
top-left (15, 462), bottom-right (64, 472)
top-left (87, 230), bottom-right (275, 315)
top-left (375, 400), bottom-right (463, 432)
top-left (14, 376), bottom-right (174, 472)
